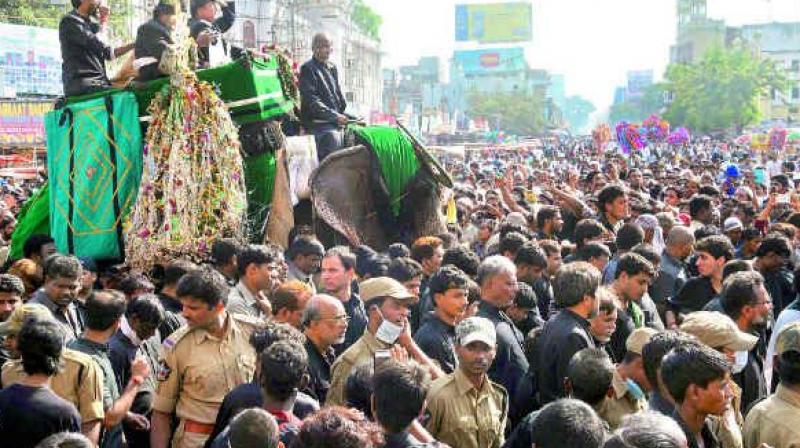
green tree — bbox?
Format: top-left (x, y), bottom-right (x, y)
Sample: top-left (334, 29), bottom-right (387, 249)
top-left (351, 0), bottom-right (382, 41)
top-left (563, 95), bottom-right (595, 134)
top-left (0, 0), bottom-right (131, 40)
top-left (467, 90), bottom-right (548, 136)
top-left (663, 45), bottom-right (787, 134)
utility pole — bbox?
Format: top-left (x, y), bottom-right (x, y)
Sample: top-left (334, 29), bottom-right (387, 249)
top-left (290, 0), bottom-right (296, 57)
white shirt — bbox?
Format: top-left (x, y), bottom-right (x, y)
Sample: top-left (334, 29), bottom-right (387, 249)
top-left (764, 306), bottom-right (800, 391)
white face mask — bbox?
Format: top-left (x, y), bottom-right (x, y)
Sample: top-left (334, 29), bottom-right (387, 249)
top-left (375, 319), bottom-right (403, 344)
top-left (732, 350), bottom-right (749, 374)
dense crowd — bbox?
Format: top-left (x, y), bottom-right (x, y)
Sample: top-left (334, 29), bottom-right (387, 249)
top-left (14, 0), bottom-right (800, 445)
top-left (0, 137), bottom-right (799, 448)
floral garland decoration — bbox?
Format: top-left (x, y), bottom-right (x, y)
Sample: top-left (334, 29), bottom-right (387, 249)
top-left (769, 127), bottom-right (787, 150)
top-left (125, 10), bottom-right (246, 270)
top-left (667, 127), bottom-right (691, 146)
top-left (642, 114), bottom-right (670, 142)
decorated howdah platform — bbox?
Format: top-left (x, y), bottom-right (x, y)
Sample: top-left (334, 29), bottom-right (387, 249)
top-left (65, 55), bottom-right (295, 126)
top-left (11, 54), bottom-right (297, 264)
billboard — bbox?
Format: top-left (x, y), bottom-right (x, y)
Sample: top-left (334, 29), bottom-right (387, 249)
top-left (0, 100), bottom-right (52, 147)
top-left (455, 2), bottom-right (533, 44)
top-left (453, 48), bottom-right (526, 76)
top-left (0, 23), bottom-right (62, 97)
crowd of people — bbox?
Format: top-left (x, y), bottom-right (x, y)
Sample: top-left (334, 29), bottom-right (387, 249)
top-left (1, 0), bottom-right (800, 447)
top-left (1, 133), bottom-right (800, 448)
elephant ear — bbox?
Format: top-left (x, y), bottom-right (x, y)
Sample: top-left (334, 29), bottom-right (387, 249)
top-left (311, 145), bottom-right (389, 249)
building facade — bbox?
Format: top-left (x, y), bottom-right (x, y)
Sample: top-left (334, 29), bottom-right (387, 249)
top-left (733, 22), bottom-right (800, 125)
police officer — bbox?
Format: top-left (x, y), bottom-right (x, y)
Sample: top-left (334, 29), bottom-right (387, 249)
top-left (150, 268), bottom-right (261, 448)
top-left (744, 322), bottom-right (800, 448)
top-left (326, 277), bottom-right (442, 406)
top-left (1, 304), bottom-right (105, 445)
top-left (425, 316), bottom-right (508, 448)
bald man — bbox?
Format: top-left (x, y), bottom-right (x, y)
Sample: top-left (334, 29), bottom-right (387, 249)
top-left (301, 294), bottom-right (348, 403)
top-left (649, 225), bottom-right (695, 317)
top-left (299, 33), bottom-right (350, 161)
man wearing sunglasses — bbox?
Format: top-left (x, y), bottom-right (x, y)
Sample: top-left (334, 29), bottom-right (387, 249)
top-left (301, 294), bottom-right (349, 403)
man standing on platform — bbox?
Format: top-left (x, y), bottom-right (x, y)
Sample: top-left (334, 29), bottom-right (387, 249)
top-left (59, 0), bottom-right (134, 96)
top-left (189, 0), bottom-right (241, 68)
top-left (134, 1), bottom-right (178, 82)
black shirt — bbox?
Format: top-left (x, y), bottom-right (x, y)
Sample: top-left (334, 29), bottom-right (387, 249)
top-left (133, 18), bottom-right (173, 81)
top-left (762, 267), bottom-right (795, 314)
top-left (669, 276), bottom-right (718, 315)
top-left (334, 293), bottom-right (367, 356)
top-left (531, 277), bottom-right (554, 321)
top-left (502, 410), bottom-right (539, 448)
top-left (413, 314), bottom-right (457, 374)
top-left (59, 10), bottom-right (113, 96)
top-left (299, 57), bottom-right (348, 129)
top-left (204, 382), bottom-right (319, 448)
top-left (303, 339), bottom-right (335, 403)
top-left (108, 329), bottom-right (161, 414)
top-left (670, 409), bottom-right (720, 448)
top-left (0, 384), bottom-right (81, 448)
top-left (158, 292), bottom-right (182, 314)
top-left (536, 308), bottom-right (596, 405)
top-left (733, 349), bottom-right (767, 414)
top-left (157, 293), bottom-right (185, 342)
top-left (609, 304), bottom-right (637, 363)
top-left (648, 390), bottom-right (675, 416)
top-left (188, 1), bottom-right (239, 68)
top-left (382, 431), bottom-right (440, 448)
top-left (477, 301), bottom-right (532, 424)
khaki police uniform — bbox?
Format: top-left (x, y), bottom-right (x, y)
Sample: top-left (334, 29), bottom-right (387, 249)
top-left (1, 347), bottom-right (105, 424)
top-left (151, 313), bottom-right (260, 448)
top-left (326, 330), bottom-right (390, 406)
top-left (597, 369), bottom-right (647, 430)
top-left (425, 367), bottom-right (508, 448)
top-left (743, 383), bottom-right (800, 447)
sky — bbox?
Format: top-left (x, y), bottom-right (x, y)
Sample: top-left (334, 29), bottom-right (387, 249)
top-left (366, 0), bottom-right (800, 113)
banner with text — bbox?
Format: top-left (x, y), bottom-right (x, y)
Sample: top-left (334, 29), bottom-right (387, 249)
top-left (0, 100), bottom-right (52, 147)
top-left (455, 2), bottom-right (533, 44)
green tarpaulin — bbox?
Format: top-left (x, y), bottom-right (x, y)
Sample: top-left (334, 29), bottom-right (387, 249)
top-left (66, 58), bottom-right (293, 126)
top-left (46, 91), bottom-right (143, 261)
top-left (243, 151), bottom-right (277, 241)
top-left (9, 183), bottom-right (50, 260)
top-left (349, 126), bottom-right (420, 216)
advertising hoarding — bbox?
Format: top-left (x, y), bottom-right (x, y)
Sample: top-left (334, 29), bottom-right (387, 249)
top-left (455, 2), bottom-right (533, 44)
top-left (0, 23), bottom-right (62, 97)
top-left (453, 47), bottom-right (526, 76)
top-left (0, 100), bottom-right (52, 147)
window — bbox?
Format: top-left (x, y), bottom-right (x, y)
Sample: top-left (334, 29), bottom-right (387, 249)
top-left (793, 87), bottom-right (800, 100)
top-left (793, 60), bottom-right (800, 72)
